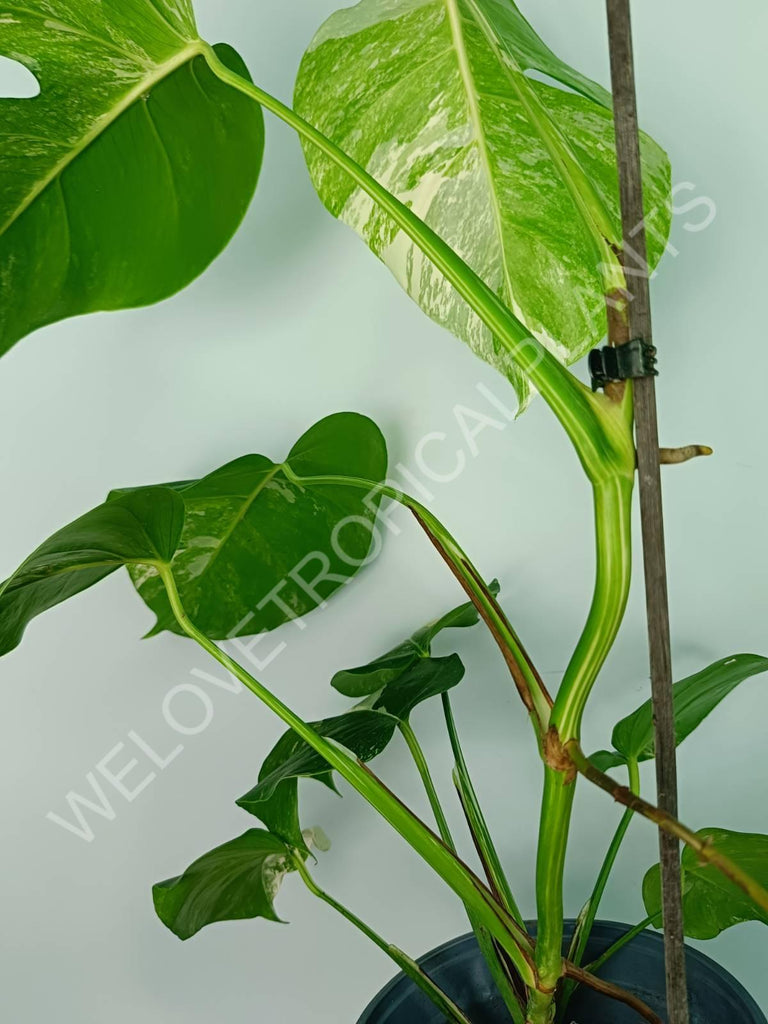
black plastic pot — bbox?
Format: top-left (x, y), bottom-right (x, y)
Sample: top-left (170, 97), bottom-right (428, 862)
top-left (357, 920), bottom-right (766, 1023)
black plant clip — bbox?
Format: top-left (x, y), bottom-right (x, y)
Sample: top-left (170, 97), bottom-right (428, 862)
top-left (588, 337), bottom-right (658, 392)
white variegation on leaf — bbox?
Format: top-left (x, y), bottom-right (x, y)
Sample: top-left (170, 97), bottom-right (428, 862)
top-left (0, 0), bottom-right (263, 355)
top-left (295, 0), bottom-right (672, 409)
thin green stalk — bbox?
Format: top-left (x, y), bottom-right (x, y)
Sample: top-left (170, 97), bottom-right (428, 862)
top-left (528, 474), bottom-right (635, 1019)
top-left (557, 758), bottom-right (640, 1021)
top-left (157, 565), bottom-right (537, 987)
top-left (571, 757), bottom-right (640, 964)
top-left (583, 915), bottom-right (658, 976)
top-left (201, 43), bottom-right (630, 485)
top-left (398, 719), bottom-right (455, 847)
top-left (280, 464), bottom-right (551, 735)
top-left (567, 740), bottom-right (768, 917)
top-left (399, 717), bottom-right (527, 1024)
top-left (292, 854), bottom-right (475, 1024)
top-left (443, 694), bottom-right (523, 927)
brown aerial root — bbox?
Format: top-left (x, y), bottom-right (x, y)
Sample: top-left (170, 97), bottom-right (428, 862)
top-left (659, 444), bottom-right (713, 464)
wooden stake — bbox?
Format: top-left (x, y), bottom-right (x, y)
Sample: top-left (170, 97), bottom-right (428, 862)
top-left (604, 3), bottom-right (690, 1022)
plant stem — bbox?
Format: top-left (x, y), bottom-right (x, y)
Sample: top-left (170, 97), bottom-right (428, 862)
top-left (557, 758), bottom-right (640, 1021)
top-left (443, 694), bottom-right (523, 927)
top-left (550, 475), bottom-right (635, 742)
top-left (400, 715), bottom-right (527, 1023)
top-left (399, 719), bottom-right (454, 847)
top-left (201, 43), bottom-right (631, 486)
top-left (583, 915), bottom-right (658, 976)
top-left (532, 766), bottom-right (576, 1001)
top-left (281, 464), bottom-right (552, 736)
top-left (529, 475), bottom-right (634, 1017)
top-left (157, 565), bottom-right (537, 986)
top-left (292, 855), bottom-right (475, 1024)
top-left (413, 506), bottom-right (552, 736)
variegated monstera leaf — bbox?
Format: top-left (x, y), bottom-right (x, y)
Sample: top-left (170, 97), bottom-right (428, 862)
top-left (295, 0), bottom-right (672, 409)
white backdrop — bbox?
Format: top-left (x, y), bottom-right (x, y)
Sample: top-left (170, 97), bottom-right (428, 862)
top-left (1, 1), bottom-right (766, 1020)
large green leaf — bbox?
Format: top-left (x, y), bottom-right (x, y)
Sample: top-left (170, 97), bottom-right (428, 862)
top-left (0, 414), bottom-right (387, 654)
top-left (0, 3), bottom-right (263, 356)
top-left (238, 654), bottom-right (465, 847)
top-left (294, 0), bottom-right (671, 408)
top-left (331, 579), bottom-right (498, 696)
top-left (591, 655), bottom-right (768, 770)
top-left (120, 413), bottom-right (388, 639)
top-left (153, 828), bottom-right (294, 940)
top-left (643, 829), bottom-right (768, 940)
top-left (0, 488), bottom-right (183, 657)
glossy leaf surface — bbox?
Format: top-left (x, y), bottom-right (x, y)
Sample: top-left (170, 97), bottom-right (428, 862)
top-left (643, 829), bottom-right (768, 939)
top-left (295, 0), bottom-right (671, 408)
top-left (238, 654), bottom-right (465, 847)
top-left (153, 828), bottom-right (294, 939)
top-left (0, 3), bottom-right (263, 355)
top-left (122, 413), bottom-right (388, 639)
top-left (591, 655), bottom-right (768, 770)
top-left (0, 488), bottom-right (183, 657)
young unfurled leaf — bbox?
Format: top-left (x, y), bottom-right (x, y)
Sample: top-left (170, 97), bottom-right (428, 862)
top-left (0, 488), bottom-right (184, 657)
top-left (331, 580), bottom-right (498, 697)
top-left (238, 655), bottom-right (465, 847)
top-left (119, 413), bottom-right (388, 639)
top-left (0, 2), bottom-right (263, 356)
top-left (590, 654), bottom-right (768, 769)
top-left (294, 0), bottom-right (671, 409)
top-left (643, 829), bottom-right (768, 940)
top-left (153, 829), bottom-right (294, 940)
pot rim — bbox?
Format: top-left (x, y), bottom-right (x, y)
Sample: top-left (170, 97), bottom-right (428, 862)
top-left (358, 919), bottom-right (765, 1023)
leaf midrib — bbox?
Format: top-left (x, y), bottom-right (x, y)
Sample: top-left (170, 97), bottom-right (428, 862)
top-left (184, 462), bottom-right (284, 581)
top-left (443, 0), bottom-right (516, 312)
top-left (0, 38), bottom-right (205, 239)
top-left (450, 0), bottom-right (621, 281)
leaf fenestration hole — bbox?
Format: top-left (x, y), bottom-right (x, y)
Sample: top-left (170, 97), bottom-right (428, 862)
top-left (0, 55), bottom-right (40, 98)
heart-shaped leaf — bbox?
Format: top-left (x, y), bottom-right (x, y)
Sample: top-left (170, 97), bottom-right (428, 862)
top-left (0, 3), bottom-right (263, 356)
top-left (120, 412), bottom-right (388, 639)
top-left (0, 414), bottom-right (387, 654)
top-left (238, 654), bottom-right (465, 847)
top-left (153, 828), bottom-right (295, 940)
top-left (0, 488), bottom-right (183, 657)
top-left (332, 580), bottom-right (498, 697)
top-left (643, 829), bottom-right (768, 940)
top-left (591, 655), bottom-right (768, 769)
top-left (294, 0), bottom-right (671, 408)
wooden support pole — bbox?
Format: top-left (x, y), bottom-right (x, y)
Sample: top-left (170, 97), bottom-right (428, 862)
top-left (604, 3), bottom-right (690, 1022)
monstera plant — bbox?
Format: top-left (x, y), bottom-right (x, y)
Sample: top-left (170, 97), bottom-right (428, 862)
top-left (1, 2), bottom-right (766, 1023)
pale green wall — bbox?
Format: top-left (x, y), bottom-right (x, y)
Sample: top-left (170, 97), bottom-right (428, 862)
top-left (0, 1), bottom-right (765, 1020)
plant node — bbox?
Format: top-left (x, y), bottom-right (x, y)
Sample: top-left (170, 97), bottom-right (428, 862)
top-left (543, 728), bottom-right (577, 783)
